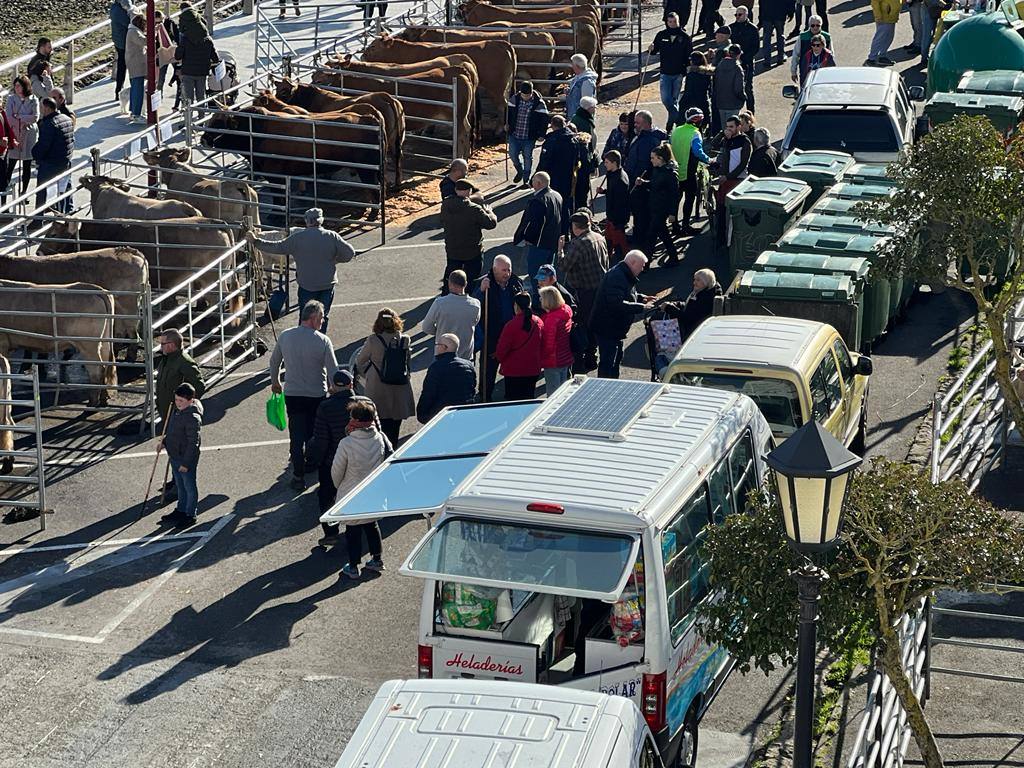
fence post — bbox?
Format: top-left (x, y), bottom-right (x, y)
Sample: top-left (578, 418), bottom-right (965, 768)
top-left (143, 283), bottom-right (156, 437)
top-left (91, 147), bottom-right (102, 176)
top-left (31, 366), bottom-right (46, 532)
top-left (929, 393), bottom-right (941, 485)
top-left (923, 597), bottom-right (932, 703)
top-left (184, 100), bottom-right (194, 146)
top-left (283, 54), bottom-right (293, 80)
top-left (205, 0), bottom-right (216, 33)
top-left (64, 39), bottom-right (76, 105)
top-left (451, 76), bottom-right (459, 161)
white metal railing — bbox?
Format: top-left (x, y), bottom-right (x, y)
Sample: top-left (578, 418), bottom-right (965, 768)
top-left (847, 599), bottom-right (929, 768)
top-left (0, 365), bottom-right (47, 532)
top-left (930, 296), bottom-right (1024, 490)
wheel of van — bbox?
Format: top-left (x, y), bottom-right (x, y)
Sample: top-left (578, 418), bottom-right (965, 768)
top-left (676, 713), bottom-right (699, 768)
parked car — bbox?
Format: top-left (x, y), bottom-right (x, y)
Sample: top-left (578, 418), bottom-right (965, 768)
top-left (782, 67), bottom-right (923, 163)
top-left (663, 315), bottom-right (871, 453)
top-left (334, 679), bottom-right (667, 768)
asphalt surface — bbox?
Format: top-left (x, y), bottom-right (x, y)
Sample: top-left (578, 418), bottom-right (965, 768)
top-left (0, 2), bottom-right (1017, 767)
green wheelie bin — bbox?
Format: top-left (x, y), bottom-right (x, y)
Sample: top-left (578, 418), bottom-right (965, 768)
top-left (823, 181), bottom-right (893, 202)
top-left (798, 211), bottom-right (895, 237)
top-left (841, 162), bottom-right (896, 188)
top-left (776, 149), bottom-right (854, 205)
top-left (955, 69), bottom-right (1024, 98)
top-left (725, 176), bottom-right (812, 273)
top-left (724, 272), bottom-right (862, 352)
top-left (922, 92), bottom-right (1024, 137)
top-left (775, 228), bottom-right (892, 344)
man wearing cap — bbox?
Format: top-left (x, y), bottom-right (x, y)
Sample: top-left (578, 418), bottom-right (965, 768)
top-left (565, 53), bottom-right (598, 123)
top-left (307, 368), bottom-right (376, 546)
top-left (417, 333), bottom-right (477, 424)
top-left (670, 107), bottom-right (713, 235)
top-left (711, 25), bottom-right (732, 65)
top-left (440, 158), bottom-right (468, 199)
top-left (247, 208), bottom-right (355, 333)
top-left (534, 264), bottom-right (577, 311)
top-left (440, 177), bottom-right (498, 290)
top-left (506, 81), bottom-right (550, 187)
top-left (648, 12), bottom-right (693, 131)
top-left (422, 269), bottom-right (481, 361)
top-left (513, 171), bottom-right (563, 295)
top-left (558, 211), bottom-right (608, 371)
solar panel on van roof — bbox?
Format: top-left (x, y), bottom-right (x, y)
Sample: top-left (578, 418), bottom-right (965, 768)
top-left (537, 378), bottom-right (664, 439)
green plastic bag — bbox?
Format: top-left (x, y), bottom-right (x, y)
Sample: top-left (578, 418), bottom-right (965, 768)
top-left (266, 392), bottom-right (287, 431)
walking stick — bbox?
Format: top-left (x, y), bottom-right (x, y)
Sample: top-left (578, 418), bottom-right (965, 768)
top-left (140, 403), bottom-right (173, 518)
top-left (632, 48), bottom-right (654, 115)
top-left (481, 285), bottom-right (490, 403)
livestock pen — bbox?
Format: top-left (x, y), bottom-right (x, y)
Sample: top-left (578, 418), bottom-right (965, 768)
top-left (0, 365), bottom-right (46, 531)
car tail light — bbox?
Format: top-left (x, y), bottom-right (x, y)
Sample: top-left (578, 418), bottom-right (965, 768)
top-left (527, 502), bottom-right (564, 514)
top-left (642, 672), bottom-right (667, 732)
top-left (417, 644), bottom-right (433, 679)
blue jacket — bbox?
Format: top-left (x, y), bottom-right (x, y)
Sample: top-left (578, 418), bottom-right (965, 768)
top-left (109, 0), bottom-right (130, 49)
top-left (32, 112), bottom-right (74, 172)
top-left (565, 69), bottom-right (598, 121)
top-left (417, 352), bottom-right (477, 423)
top-left (513, 186), bottom-right (563, 251)
top-left (590, 261), bottom-right (646, 340)
top-left (473, 269), bottom-right (525, 354)
top-left (624, 127), bottom-right (668, 182)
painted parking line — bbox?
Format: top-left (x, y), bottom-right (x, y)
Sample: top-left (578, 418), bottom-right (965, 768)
top-left (0, 513), bottom-right (234, 645)
top-left (0, 531), bottom-right (207, 556)
top-left (15, 438), bottom-right (290, 469)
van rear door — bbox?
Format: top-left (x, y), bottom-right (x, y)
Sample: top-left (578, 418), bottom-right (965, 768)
top-left (319, 402), bottom-right (538, 527)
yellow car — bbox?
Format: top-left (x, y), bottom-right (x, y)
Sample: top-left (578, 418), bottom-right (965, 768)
top-left (663, 315), bottom-right (872, 453)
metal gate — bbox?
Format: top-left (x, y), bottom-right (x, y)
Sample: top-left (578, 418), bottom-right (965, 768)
top-left (0, 365), bottom-right (46, 532)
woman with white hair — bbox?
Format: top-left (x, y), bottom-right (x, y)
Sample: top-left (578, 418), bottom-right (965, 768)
top-left (565, 53), bottom-right (597, 121)
top-left (570, 95), bottom-right (599, 152)
top-left (747, 127), bottom-right (778, 178)
top-left (664, 267), bottom-right (722, 340)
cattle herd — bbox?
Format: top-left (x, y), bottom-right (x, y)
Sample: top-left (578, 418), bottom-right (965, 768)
top-left (0, 0), bottom-right (610, 478)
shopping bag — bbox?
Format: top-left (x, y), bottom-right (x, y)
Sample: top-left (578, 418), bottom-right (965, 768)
top-left (265, 392), bottom-right (287, 431)
top-left (650, 318), bottom-right (682, 358)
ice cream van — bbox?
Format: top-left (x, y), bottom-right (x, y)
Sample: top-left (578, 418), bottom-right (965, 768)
top-left (321, 377), bottom-right (775, 768)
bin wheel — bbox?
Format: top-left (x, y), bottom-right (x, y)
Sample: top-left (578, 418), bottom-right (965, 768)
top-left (676, 712), bottom-right (700, 768)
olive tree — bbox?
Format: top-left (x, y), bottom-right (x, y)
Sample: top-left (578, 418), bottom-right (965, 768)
top-left (856, 115), bottom-right (1024, 433)
top-left (698, 459), bottom-right (1024, 768)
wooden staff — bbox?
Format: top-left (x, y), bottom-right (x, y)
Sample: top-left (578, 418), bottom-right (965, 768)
top-left (481, 284), bottom-right (490, 403)
top-left (140, 402), bottom-right (173, 517)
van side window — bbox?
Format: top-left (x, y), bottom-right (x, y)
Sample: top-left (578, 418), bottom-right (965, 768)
top-left (811, 354), bottom-right (841, 420)
top-left (708, 460), bottom-right (734, 523)
top-left (833, 340), bottom-right (855, 391)
top-left (662, 487), bottom-right (711, 644)
top-left (729, 431), bottom-right (757, 513)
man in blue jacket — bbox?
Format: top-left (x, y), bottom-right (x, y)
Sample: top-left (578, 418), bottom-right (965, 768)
top-left (474, 255), bottom-right (525, 401)
top-left (32, 98), bottom-right (74, 212)
top-left (624, 110), bottom-right (667, 246)
top-left (506, 81), bottom-right (551, 187)
top-left (417, 334), bottom-right (477, 423)
top-left (513, 171), bottom-right (563, 295)
top-left (590, 251), bottom-right (654, 379)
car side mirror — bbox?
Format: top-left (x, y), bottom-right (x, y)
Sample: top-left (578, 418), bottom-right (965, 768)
top-left (855, 356), bottom-right (873, 376)
top-left (782, 85), bottom-right (799, 100)
top-left (908, 85), bottom-right (926, 101)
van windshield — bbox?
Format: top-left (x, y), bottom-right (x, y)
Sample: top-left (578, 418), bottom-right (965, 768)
top-left (404, 517), bottom-right (638, 600)
top-left (791, 110), bottom-right (900, 154)
top-left (671, 372), bottom-right (803, 436)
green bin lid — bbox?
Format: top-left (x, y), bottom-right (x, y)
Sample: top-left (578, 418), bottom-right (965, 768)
top-left (736, 271), bottom-right (855, 301)
top-left (824, 181), bottom-right (893, 201)
top-left (956, 69), bottom-right (1024, 98)
top-left (777, 149), bottom-right (855, 182)
top-left (753, 250), bottom-right (870, 282)
top-left (922, 91), bottom-right (1024, 129)
top-left (798, 212), bottom-right (895, 236)
top-left (776, 228), bottom-right (889, 256)
top-left (842, 162), bottom-right (895, 187)
top-left (725, 175), bottom-right (812, 213)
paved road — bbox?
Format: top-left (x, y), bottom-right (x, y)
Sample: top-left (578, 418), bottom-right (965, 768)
top-left (0, 1), bottom-right (1005, 766)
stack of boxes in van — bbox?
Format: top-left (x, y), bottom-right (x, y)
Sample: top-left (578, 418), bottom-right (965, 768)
top-left (720, 149), bottom-right (914, 353)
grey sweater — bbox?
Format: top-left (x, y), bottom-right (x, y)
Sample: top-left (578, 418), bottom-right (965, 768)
top-left (255, 226), bottom-right (356, 291)
top-left (269, 324), bottom-right (339, 398)
top-left (421, 292), bottom-right (481, 361)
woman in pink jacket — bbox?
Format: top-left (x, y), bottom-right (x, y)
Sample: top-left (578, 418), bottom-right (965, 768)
top-left (539, 285), bottom-right (574, 396)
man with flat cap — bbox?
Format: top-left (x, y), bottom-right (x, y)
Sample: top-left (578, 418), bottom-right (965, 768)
top-left (440, 177), bottom-right (498, 291)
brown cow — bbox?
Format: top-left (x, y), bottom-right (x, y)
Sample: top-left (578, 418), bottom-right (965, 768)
top-left (461, 1), bottom-right (603, 77)
top-left (141, 147), bottom-right (262, 234)
top-left (1, 248), bottom-right (148, 346)
top-left (326, 53), bottom-right (481, 93)
top-left (362, 35), bottom-right (516, 135)
top-left (314, 61), bottom-right (476, 159)
top-left (264, 84), bottom-right (407, 187)
top-left (0, 354), bottom-right (11, 476)
top-left (400, 26), bottom-right (556, 87)
top-left (467, 0), bottom-right (602, 33)
top-left (481, 20), bottom-right (598, 78)
top-left (0, 279), bottom-right (117, 407)
top-left (80, 175), bottom-right (203, 221)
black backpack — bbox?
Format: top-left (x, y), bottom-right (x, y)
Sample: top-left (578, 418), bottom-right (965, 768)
top-left (372, 333), bottom-right (411, 385)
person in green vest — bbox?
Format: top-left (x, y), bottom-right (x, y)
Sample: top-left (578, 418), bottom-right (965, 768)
top-left (669, 107), bottom-right (713, 236)
top-left (790, 15), bottom-right (833, 83)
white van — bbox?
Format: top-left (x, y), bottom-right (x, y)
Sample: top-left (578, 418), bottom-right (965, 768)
top-left (334, 678), bottom-right (666, 768)
top-left (322, 377), bottom-right (775, 768)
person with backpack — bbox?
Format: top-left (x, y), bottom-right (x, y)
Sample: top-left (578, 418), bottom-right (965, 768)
top-left (356, 308), bottom-right (414, 448)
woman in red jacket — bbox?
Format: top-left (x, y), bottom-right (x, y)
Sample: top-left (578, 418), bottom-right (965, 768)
top-left (495, 291), bottom-right (544, 401)
top-left (539, 285), bottom-right (574, 396)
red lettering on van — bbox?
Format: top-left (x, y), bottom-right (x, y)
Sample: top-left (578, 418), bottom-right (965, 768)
top-left (445, 652), bottom-right (524, 677)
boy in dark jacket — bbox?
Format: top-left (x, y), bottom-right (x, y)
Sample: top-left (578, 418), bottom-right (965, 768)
top-left (158, 383), bottom-right (203, 526)
top-left (506, 81), bottom-right (551, 186)
top-left (597, 150), bottom-right (630, 262)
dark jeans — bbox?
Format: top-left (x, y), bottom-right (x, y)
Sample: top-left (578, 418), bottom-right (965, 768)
top-left (679, 173), bottom-right (699, 225)
top-left (596, 335), bottom-right (624, 379)
top-left (170, 460), bottom-right (199, 518)
top-left (114, 46), bottom-right (126, 95)
top-left (284, 394), bottom-right (324, 476)
top-left (296, 286), bottom-right (335, 333)
top-left (362, 0), bottom-right (388, 21)
top-left (379, 417), bottom-right (401, 448)
top-left (480, 351), bottom-right (499, 402)
top-left (442, 257), bottom-right (483, 293)
top-left (318, 464), bottom-right (339, 537)
top-left (630, 186), bottom-right (650, 241)
top-left (698, 0), bottom-right (724, 36)
top-left (575, 286), bottom-right (598, 363)
top-left (503, 375), bottom-right (538, 401)
top-left (762, 18), bottom-right (787, 65)
top-left (0, 158), bottom-right (13, 204)
top-left (815, 0), bottom-right (829, 30)
top-left (345, 522), bottom-right (382, 567)
top-left (6, 158), bottom-right (32, 196)
top-left (645, 214), bottom-right (677, 260)
top-left (743, 61), bottom-right (756, 112)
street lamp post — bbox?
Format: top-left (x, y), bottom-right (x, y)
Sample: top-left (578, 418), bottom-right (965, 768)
top-left (766, 421), bottom-right (862, 768)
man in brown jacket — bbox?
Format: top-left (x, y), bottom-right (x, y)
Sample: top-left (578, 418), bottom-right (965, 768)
top-left (439, 178), bottom-right (498, 292)
top-left (558, 211), bottom-right (609, 371)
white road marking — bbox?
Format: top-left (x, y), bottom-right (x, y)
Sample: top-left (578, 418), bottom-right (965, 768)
top-left (15, 438), bottom-right (290, 468)
top-left (0, 531), bottom-right (207, 556)
top-left (362, 235), bottom-right (508, 254)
